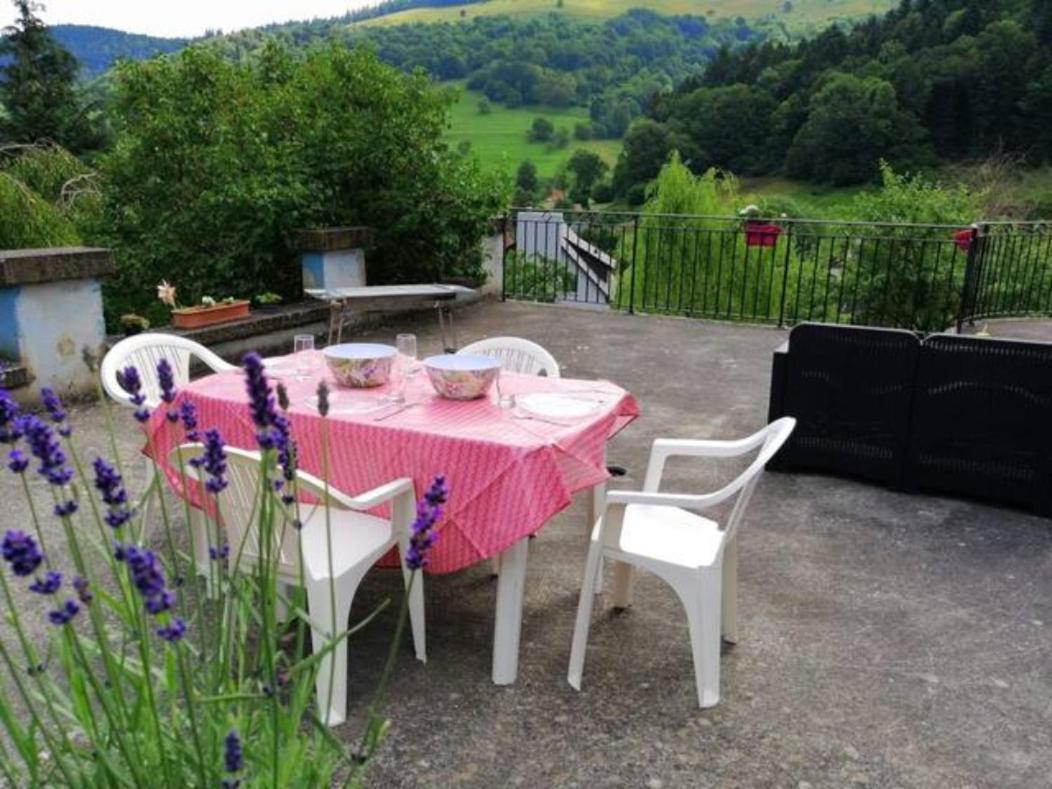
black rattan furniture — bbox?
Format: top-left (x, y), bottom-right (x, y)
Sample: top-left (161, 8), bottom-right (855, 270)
top-left (768, 324), bottom-right (919, 486)
top-left (908, 334), bottom-right (1052, 516)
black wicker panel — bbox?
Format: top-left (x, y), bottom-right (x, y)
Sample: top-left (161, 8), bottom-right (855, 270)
top-left (773, 324), bottom-right (920, 485)
top-left (909, 334), bottom-right (1052, 514)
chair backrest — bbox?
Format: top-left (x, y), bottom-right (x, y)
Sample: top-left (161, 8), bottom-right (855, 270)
top-left (170, 444), bottom-right (309, 580)
top-left (716, 418), bottom-right (796, 540)
top-left (458, 336), bottom-right (560, 378)
top-left (102, 334), bottom-right (236, 408)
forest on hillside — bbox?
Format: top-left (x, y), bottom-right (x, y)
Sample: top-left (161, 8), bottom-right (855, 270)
top-left (612, 0), bottom-right (1052, 200)
top-left (212, 10), bottom-right (760, 141)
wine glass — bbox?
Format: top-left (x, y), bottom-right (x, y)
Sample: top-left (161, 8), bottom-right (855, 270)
top-left (396, 333), bottom-right (418, 377)
top-left (293, 334), bottom-right (316, 380)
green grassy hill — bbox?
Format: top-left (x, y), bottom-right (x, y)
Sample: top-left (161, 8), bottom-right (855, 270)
top-left (445, 86), bottom-right (620, 179)
top-left (360, 0), bottom-right (895, 29)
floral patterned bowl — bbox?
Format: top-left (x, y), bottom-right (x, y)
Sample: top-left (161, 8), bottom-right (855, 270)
top-left (323, 343), bottom-right (398, 388)
top-left (425, 354), bottom-right (501, 400)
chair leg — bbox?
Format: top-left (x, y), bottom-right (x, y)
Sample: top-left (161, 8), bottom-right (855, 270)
top-left (721, 540), bottom-right (739, 645)
top-left (680, 571), bottom-right (722, 709)
top-left (306, 573), bottom-right (361, 727)
top-left (567, 540), bottom-right (605, 690)
top-left (400, 564), bottom-right (427, 663)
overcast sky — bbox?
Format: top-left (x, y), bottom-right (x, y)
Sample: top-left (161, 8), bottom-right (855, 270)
top-left (1, 1), bottom-right (378, 38)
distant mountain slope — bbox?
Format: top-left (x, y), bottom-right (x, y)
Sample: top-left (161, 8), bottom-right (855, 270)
top-left (51, 25), bottom-right (189, 78)
top-left (356, 0), bottom-right (897, 31)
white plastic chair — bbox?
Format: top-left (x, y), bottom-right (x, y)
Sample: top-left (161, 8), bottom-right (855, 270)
top-left (458, 336), bottom-right (560, 378)
top-left (567, 417), bottom-right (796, 708)
top-left (171, 444), bottom-right (426, 727)
top-left (101, 334), bottom-right (237, 561)
top-left (101, 333), bottom-right (236, 408)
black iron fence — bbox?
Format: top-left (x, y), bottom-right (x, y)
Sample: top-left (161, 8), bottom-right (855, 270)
top-left (500, 209), bottom-right (1052, 331)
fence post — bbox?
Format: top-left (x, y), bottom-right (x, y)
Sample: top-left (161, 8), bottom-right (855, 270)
top-left (777, 223), bottom-right (794, 327)
top-left (956, 223), bottom-right (983, 333)
top-left (628, 214), bottom-right (640, 314)
top-left (500, 212), bottom-right (509, 302)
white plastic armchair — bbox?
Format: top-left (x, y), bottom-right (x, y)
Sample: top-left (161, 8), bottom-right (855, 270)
top-left (170, 444), bottom-right (426, 727)
top-left (458, 336), bottom-right (560, 378)
top-left (567, 417), bottom-right (796, 708)
top-left (101, 333), bottom-right (235, 409)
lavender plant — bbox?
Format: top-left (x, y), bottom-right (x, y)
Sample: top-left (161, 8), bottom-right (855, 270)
top-left (0, 352), bottom-right (445, 786)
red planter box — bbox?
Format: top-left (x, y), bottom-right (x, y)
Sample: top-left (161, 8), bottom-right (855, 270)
top-left (171, 300), bottom-right (250, 329)
top-left (745, 221), bottom-right (782, 247)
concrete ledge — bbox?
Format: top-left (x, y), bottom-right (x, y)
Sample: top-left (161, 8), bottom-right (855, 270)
top-left (0, 361), bottom-right (31, 389)
top-left (297, 227), bottom-right (373, 252)
top-left (156, 290), bottom-right (490, 363)
top-left (0, 247), bottom-right (116, 286)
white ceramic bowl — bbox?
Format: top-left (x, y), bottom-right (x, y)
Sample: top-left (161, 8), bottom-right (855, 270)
top-left (323, 343), bottom-right (397, 388)
top-left (425, 354), bottom-right (501, 400)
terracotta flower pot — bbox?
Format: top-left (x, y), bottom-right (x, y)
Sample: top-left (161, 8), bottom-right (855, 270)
top-left (171, 300), bottom-right (250, 329)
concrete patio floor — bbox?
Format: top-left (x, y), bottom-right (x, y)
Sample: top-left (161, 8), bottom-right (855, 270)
top-left (4, 300), bottom-right (1051, 788)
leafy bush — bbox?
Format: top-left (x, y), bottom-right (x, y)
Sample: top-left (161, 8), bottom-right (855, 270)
top-left (97, 42), bottom-right (507, 324)
top-left (503, 250), bottom-right (575, 302)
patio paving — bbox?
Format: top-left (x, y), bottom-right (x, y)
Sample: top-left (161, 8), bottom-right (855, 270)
top-left (4, 300), bottom-right (1051, 788)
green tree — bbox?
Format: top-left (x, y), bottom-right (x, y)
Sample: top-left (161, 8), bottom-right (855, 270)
top-left (514, 159), bottom-right (539, 205)
top-left (98, 42), bottom-right (507, 323)
top-left (477, 96), bottom-right (492, 114)
top-left (566, 149), bottom-right (607, 205)
top-left (0, 1), bottom-right (101, 152)
top-left (667, 84), bottom-right (776, 173)
top-left (787, 73), bottom-right (929, 185)
top-left (528, 116), bottom-right (554, 142)
top-left (612, 118), bottom-right (676, 198)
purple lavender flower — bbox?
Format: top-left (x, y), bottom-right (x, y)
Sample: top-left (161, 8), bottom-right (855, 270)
top-left (29, 570), bottom-right (62, 595)
top-left (53, 499), bottom-right (78, 518)
top-left (0, 388), bottom-right (21, 443)
top-left (48, 599), bottom-right (80, 626)
top-left (72, 576), bottom-right (93, 605)
top-left (156, 618), bottom-right (186, 643)
top-left (21, 415), bottom-right (73, 487)
top-left (179, 399), bottom-right (199, 441)
top-left (224, 729), bottom-right (243, 781)
top-left (92, 457), bottom-right (133, 529)
top-left (273, 413), bottom-right (297, 505)
top-left (405, 476), bottom-right (448, 571)
top-left (242, 352), bottom-right (278, 449)
top-left (121, 545), bottom-right (174, 617)
top-left (40, 387), bottom-right (71, 437)
top-left (7, 448), bottom-right (28, 474)
top-left (116, 366), bottom-right (150, 423)
top-left (189, 428), bottom-right (227, 494)
top-left (316, 380), bottom-right (330, 418)
top-left (209, 543), bottom-right (230, 561)
top-left (2, 530), bottom-right (43, 577)
top-left (156, 359), bottom-right (181, 423)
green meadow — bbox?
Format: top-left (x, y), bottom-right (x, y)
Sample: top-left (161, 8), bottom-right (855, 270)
top-left (361, 0), bottom-right (895, 30)
top-left (445, 86), bottom-right (621, 179)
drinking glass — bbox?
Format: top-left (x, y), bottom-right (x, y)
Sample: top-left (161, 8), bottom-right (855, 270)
top-left (396, 333), bottom-right (419, 376)
top-left (294, 334), bottom-right (316, 380)
top-left (496, 368), bottom-right (515, 409)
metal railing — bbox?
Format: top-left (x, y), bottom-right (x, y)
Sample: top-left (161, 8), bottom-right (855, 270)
top-left (500, 209), bottom-right (1052, 332)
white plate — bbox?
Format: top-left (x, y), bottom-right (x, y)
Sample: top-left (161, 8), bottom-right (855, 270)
top-left (303, 392), bottom-right (387, 415)
top-left (518, 393), bottom-right (599, 419)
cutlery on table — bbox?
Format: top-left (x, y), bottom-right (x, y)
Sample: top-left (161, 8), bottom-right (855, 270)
top-left (373, 402), bottom-right (420, 422)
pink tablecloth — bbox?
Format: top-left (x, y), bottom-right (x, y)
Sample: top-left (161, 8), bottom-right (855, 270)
top-left (145, 357), bottom-right (638, 573)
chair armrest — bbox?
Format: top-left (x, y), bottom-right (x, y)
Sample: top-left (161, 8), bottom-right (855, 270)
top-left (295, 473), bottom-right (415, 511)
top-left (606, 488), bottom-right (733, 513)
top-left (642, 432), bottom-right (771, 491)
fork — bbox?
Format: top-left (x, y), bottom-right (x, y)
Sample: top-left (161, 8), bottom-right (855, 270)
top-left (373, 402), bottom-right (420, 422)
